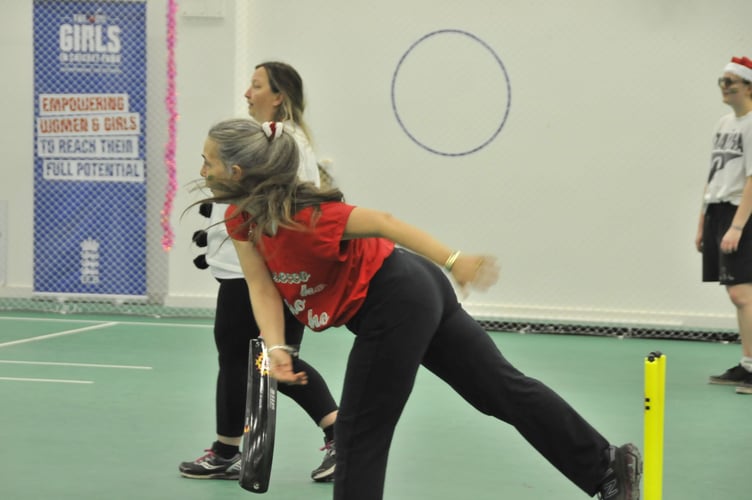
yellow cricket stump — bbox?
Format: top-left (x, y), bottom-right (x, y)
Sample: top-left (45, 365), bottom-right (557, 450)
top-left (644, 351), bottom-right (666, 500)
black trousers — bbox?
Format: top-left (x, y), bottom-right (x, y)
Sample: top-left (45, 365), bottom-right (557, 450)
top-left (214, 278), bottom-right (338, 437)
top-left (334, 249), bottom-right (610, 499)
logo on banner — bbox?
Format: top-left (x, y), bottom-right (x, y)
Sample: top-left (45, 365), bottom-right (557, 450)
top-left (80, 238), bottom-right (100, 284)
top-left (58, 10), bottom-right (123, 73)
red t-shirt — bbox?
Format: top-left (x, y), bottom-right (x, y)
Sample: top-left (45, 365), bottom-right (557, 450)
top-left (225, 202), bottom-right (394, 331)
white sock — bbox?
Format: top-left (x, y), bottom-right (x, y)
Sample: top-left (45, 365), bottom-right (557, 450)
top-left (740, 357), bottom-right (752, 372)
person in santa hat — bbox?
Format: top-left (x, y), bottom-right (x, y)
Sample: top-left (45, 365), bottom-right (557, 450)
top-left (696, 56), bottom-right (752, 395)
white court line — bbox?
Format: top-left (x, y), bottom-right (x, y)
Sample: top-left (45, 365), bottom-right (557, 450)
top-left (0, 316), bottom-right (105, 324)
top-left (0, 360), bottom-right (152, 370)
top-left (0, 322), bottom-right (118, 348)
top-left (105, 319), bottom-right (211, 329)
top-left (0, 315), bottom-right (211, 329)
top-left (0, 376), bottom-right (93, 384)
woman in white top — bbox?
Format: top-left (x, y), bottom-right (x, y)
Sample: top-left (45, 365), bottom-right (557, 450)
top-left (179, 62), bottom-right (339, 482)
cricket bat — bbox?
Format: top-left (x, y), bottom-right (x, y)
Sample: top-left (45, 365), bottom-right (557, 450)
top-left (239, 338), bottom-right (278, 493)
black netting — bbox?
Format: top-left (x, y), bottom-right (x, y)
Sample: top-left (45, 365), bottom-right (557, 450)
top-left (479, 319), bottom-right (739, 343)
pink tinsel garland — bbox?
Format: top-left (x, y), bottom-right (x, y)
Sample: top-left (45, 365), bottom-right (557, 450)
top-left (161, 0), bottom-right (178, 251)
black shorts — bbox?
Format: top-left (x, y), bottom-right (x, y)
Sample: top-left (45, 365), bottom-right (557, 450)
top-left (702, 202), bottom-right (752, 285)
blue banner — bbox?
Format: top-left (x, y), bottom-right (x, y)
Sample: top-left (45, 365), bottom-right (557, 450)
top-left (33, 0), bottom-right (147, 297)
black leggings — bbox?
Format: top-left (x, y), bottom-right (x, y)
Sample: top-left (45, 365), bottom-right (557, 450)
top-left (214, 278), bottom-right (338, 437)
top-left (335, 249), bottom-right (610, 499)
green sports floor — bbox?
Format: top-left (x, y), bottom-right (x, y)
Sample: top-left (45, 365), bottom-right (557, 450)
top-left (0, 312), bottom-right (748, 500)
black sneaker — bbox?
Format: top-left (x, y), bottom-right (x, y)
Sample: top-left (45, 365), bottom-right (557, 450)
top-left (179, 449), bottom-right (241, 479)
top-left (310, 440), bottom-right (335, 482)
top-left (709, 364), bottom-right (750, 385)
top-left (597, 443), bottom-right (642, 500)
top-left (735, 369), bottom-right (752, 394)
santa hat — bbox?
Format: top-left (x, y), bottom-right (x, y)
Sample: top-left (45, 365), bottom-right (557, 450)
top-left (724, 56), bottom-right (752, 82)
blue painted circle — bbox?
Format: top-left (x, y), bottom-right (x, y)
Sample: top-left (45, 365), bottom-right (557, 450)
top-left (391, 29), bottom-right (511, 157)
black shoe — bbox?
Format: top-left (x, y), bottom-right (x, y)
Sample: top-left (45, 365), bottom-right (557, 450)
top-left (179, 449), bottom-right (241, 479)
top-left (735, 369), bottom-right (752, 394)
top-left (709, 364), bottom-right (750, 385)
top-left (597, 443), bottom-right (642, 500)
top-left (310, 439), bottom-right (335, 482)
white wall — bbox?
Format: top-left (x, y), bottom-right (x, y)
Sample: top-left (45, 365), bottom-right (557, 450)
top-left (3, 0), bottom-right (752, 329)
top-left (1, 0), bottom-right (35, 296)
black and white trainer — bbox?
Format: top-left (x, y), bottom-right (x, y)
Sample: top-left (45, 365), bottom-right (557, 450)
top-left (179, 449), bottom-right (241, 479)
top-left (597, 443), bottom-right (642, 500)
top-left (310, 439), bottom-right (336, 482)
top-left (709, 364), bottom-right (750, 385)
top-left (735, 369), bottom-right (752, 394)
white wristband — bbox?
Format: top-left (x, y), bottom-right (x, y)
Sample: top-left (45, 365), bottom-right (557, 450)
top-left (267, 344), bottom-right (295, 354)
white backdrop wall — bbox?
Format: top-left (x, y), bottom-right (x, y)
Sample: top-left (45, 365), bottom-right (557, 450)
top-left (2, 0), bottom-right (751, 330)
